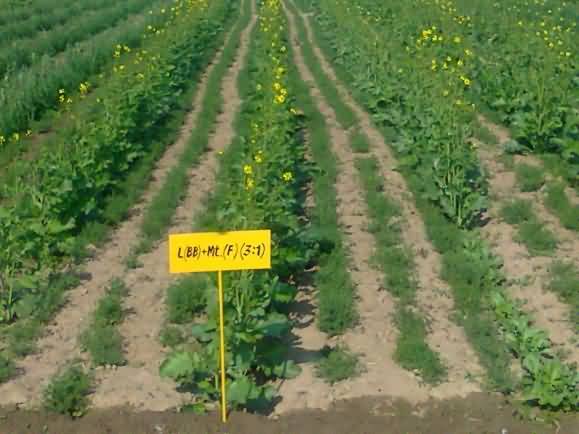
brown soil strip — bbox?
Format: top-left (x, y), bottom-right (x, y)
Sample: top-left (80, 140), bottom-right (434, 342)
top-left (0, 13), bottom-right (242, 410)
top-left (291, 2), bottom-right (483, 396)
top-left (89, 3), bottom-right (257, 412)
top-left (3, 393), bottom-right (576, 434)
top-left (477, 144), bottom-right (579, 365)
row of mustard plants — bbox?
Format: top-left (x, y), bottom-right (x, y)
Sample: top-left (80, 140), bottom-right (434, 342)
top-left (160, 0), bottom-right (320, 412)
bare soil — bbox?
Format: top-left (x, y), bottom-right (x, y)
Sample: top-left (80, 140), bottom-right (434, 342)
top-left (1, 394), bottom-right (577, 434)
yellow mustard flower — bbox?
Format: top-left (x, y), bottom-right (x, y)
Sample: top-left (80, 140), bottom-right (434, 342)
top-left (282, 172), bottom-right (293, 182)
top-left (243, 164), bottom-right (253, 175)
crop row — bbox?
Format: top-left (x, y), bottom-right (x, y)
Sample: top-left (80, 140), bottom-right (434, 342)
top-left (342, 0), bottom-right (578, 185)
top-left (299, 0), bottom-right (578, 413)
top-left (0, 0), bottom-right (156, 78)
top-left (0, 0), bottom-right (174, 143)
top-left (0, 0), bottom-right (81, 34)
top-left (160, 0), bottom-right (315, 411)
top-left (0, 0), bottom-right (235, 325)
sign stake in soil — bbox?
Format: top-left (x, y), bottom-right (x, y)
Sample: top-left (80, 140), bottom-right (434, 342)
top-left (169, 229), bottom-right (271, 422)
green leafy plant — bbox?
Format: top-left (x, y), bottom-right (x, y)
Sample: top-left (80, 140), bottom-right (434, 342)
top-left (544, 183), bottom-right (579, 232)
top-left (42, 364), bottom-right (92, 418)
top-left (501, 199), bottom-right (557, 255)
top-left (80, 278), bottom-right (127, 366)
top-left (515, 163), bottom-right (545, 192)
top-left (315, 345), bottom-right (359, 384)
top-left (548, 261), bottom-right (579, 327)
top-left (0, 353), bottom-right (16, 383)
top-left (166, 277), bottom-right (208, 324)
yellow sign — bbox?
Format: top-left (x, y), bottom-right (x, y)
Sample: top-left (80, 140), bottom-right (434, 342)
top-left (168, 229), bottom-right (271, 273)
top-left (168, 229), bottom-right (272, 423)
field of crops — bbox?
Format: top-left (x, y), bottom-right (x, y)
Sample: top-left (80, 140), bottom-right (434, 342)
top-left (0, 0), bottom-right (577, 432)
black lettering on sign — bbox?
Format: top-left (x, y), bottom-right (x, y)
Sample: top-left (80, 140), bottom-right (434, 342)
top-left (207, 245), bottom-right (220, 257)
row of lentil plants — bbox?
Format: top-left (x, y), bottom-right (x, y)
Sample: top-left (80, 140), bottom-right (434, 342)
top-left (160, 0), bottom-right (317, 412)
top-left (297, 0), bottom-right (578, 414)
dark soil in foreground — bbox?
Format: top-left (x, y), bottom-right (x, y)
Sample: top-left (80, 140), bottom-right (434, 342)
top-left (1, 394), bottom-right (577, 434)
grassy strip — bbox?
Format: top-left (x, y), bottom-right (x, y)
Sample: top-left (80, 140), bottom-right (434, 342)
top-left (315, 345), bottom-right (359, 384)
top-left (355, 157), bottom-right (446, 384)
top-left (544, 182), bottom-right (579, 232)
top-left (548, 261), bottom-right (579, 328)
top-left (0, 6), bottom-right (237, 383)
top-left (285, 0), bottom-right (356, 129)
top-left (500, 199), bottom-right (558, 256)
top-left (286, 30), bottom-right (357, 335)
top-left (296, 0), bottom-right (514, 390)
top-left (79, 279), bottom-right (127, 366)
top-left (42, 363), bottom-right (92, 418)
top-left (515, 163), bottom-right (545, 193)
top-left (136, 0), bottom-right (251, 253)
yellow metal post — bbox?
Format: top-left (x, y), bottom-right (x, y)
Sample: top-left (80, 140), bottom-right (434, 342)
top-left (217, 270), bottom-right (227, 423)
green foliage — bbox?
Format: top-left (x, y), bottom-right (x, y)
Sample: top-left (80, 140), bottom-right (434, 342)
top-left (1, 272), bottom-right (79, 358)
top-left (548, 261), bottom-right (579, 327)
top-left (315, 346), bottom-right (359, 384)
top-left (42, 364), bottom-right (92, 418)
top-left (394, 309), bottom-right (447, 384)
top-left (350, 131), bottom-right (370, 153)
top-left (0, 0), bottom-right (171, 140)
top-left (286, 32), bottom-right (357, 336)
top-left (166, 277), bottom-right (208, 324)
top-left (80, 325), bottom-right (125, 366)
top-left (501, 199), bottom-right (558, 255)
top-left (492, 292), bottom-right (578, 412)
top-left (515, 163), bottom-right (545, 192)
top-left (0, 0), bottom-right (154, 77)
top-left (501, 199), bottom-right (534, 224)
top-left (0, 0), bottom-right (233, 325)
top-left (298, 0), bottom-right (578, 413)
top-left (138, 0), bottom-right (246, 250)
top-left (161, 1), bottom-right (309, 412)
top-left (0, 352), bottom-right (15, 383)
top-left (355, 157), bottom-right (446, 383)
top-left (159, 325), bottom-right (186, 348)
top-left (544, 183), bottom-right (579, 232)
top-left (80, 278), bottom-right (127, 366)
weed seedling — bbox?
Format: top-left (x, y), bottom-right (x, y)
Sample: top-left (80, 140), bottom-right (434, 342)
top-left (159, 325), bottom-right (186, 348)
top-left (515, 163), bottom-right (544, 192)
top-left (166, 276), bottom-right (208, 324)
top-left (544, 183), bottom-right (579, 232)
top-left (0, 353), bottom-right (15, 383)
top-left (43, 364), bottom-right (92, 418)
top-left (315, 345), bottom-right (359, 384)
top-left (350, 132), bottom-right (370, 153)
